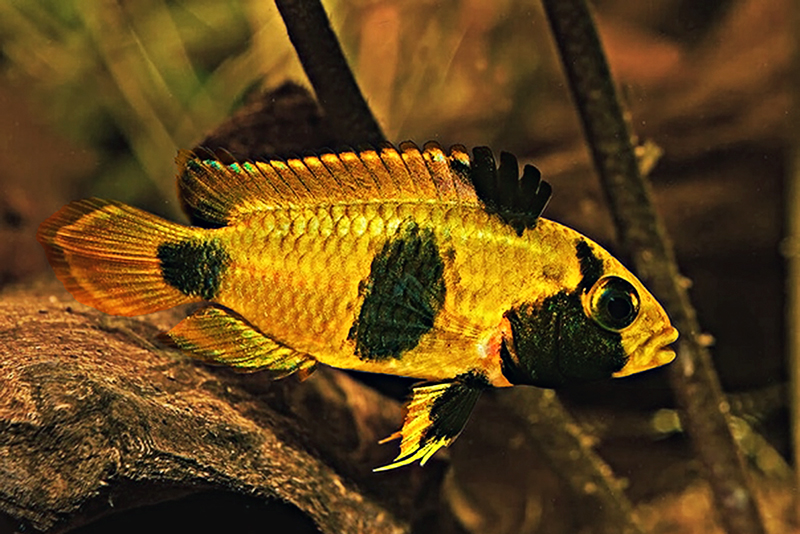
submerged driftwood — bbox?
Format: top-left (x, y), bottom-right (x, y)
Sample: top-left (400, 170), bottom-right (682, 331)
top-left (0, 281), bottom-right (433, 533)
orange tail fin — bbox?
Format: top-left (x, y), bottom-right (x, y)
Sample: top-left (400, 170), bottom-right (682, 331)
top-left (37, 198), bottom-right (207, 316)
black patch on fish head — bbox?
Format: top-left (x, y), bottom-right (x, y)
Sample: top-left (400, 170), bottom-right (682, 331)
top-left (500, 291), bottom-right (628, 388)
top-left (157, 238), bottom-right (230, 300)
top-left (349, 221), bottom-right (446, 361)
top-left (576, 239), bottom-right (604, 292)
top-left (424, 371), bottom-right (488, 442)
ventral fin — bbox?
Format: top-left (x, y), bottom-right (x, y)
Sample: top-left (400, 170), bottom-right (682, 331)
top-left (161, 306), bottom-right (317, 380)
top-left (470, 148), bottom-right (551, 236)
top-left (374, 372), bottom-right (488, 472)
top-left (176, 142), bottom-right (480, 228)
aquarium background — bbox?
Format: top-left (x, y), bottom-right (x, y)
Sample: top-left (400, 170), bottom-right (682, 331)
top-left (0, 0), bottom-right (793, 533)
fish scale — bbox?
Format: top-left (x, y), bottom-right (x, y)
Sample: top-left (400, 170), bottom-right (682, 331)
top-left (204, 200), bottom-right (577, 381)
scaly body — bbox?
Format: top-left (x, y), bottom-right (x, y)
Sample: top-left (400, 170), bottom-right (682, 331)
top-left (38, 142), bottom-right (678, 470)
top-left (199, 202), bottom-right (581, 385)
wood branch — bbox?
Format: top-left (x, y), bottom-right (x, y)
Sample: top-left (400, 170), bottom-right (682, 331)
top-left (274, 0), bottom-right (385, 146)
top-left (0, 282), bottom-right (426, 533)
top-left (540, 2), bottom-right (768, 534)
top-left (500, 389), bottom-right (645, 534)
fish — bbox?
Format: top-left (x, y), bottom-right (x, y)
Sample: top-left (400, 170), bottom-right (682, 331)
top-left (36, 141), bottom-right (678, 471)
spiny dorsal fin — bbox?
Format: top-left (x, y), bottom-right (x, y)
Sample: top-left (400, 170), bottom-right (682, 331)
top-left (177, 142), bottom-right (477, 228)
top-left (470, 148), bottom-right (552, 236)
top-left (176, 142), bottom-right (550, 234)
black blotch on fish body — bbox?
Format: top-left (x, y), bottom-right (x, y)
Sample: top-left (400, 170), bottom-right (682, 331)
top-left (349, 221), bottom-right (446, 361)
top-left (425, 371), bottom-right (488, 442)
top-left (157, 238), bottom-right (230, 300)
top-left (502, 291), bottom-right (627, 388)
top-left (576, 239), bottom-right (604, 292)
top-left (468, 148), bottom-right (551, 236)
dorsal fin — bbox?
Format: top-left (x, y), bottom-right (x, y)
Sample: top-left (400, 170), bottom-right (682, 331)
top-left (470, 148), bottom-right (552, 236)
top-left (176, 142), bottom-right (550, 233)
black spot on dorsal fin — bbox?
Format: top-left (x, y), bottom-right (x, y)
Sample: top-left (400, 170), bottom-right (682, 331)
top-left (469, 147), bottom-right (552, 236)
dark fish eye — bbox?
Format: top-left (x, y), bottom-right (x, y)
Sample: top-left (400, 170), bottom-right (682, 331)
top-left (588, 276), bottom-right (640, 331)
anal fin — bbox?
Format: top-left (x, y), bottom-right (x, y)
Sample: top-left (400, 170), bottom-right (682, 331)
top-left (374, 372), bottom-right (487, 471)
top-left (162, 306), bottom-right (317, 379)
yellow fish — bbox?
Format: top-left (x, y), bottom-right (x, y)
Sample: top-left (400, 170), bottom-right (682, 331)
top-left (37, 141), bottom-right (678, 471)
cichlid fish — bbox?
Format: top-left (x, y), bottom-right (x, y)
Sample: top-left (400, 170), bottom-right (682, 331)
top-left (37, 141), bottom-right (678, 471)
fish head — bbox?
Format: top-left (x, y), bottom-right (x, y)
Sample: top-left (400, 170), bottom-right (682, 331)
top-left (583, 265), bottom-right (679, 379)
top-left (499, 238), bottom-right (678, 388)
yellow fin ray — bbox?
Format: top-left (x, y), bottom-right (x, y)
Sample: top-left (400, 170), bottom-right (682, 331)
top-left (374, 377), bottom-right (485, 471)
top-left (177, 142), bottom-right (480, 228)
top-left (162, 306), bottom-right (317, 379)
top-left (36, 198), bottom-right (198, 316)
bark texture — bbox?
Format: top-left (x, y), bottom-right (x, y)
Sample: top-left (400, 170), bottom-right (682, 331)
top-left (0, 282), bottom-right (435, 533)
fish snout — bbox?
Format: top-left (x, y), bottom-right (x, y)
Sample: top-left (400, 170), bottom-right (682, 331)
top-left (613, 325), bottom-right (679, 378)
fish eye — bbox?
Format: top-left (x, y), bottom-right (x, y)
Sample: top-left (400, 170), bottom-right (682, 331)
top-left (587, 276), bottom-right (640, 331)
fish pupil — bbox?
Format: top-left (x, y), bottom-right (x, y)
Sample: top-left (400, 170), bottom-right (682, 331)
top-left (606, 294), bottom-right (633, 321)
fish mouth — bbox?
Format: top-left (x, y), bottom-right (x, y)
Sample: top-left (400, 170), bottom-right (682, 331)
top-left (612, 325), bottom-right (679, 378)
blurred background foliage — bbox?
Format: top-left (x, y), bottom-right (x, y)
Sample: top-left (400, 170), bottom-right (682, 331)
top-left (0, 0), bottom-right (552, 212)
top-left (0, 0), bottom-right (796, 532)
top-left (1, 0), bottom-right (299, 207)
top-left (0, 0), bottom-right (757, 215)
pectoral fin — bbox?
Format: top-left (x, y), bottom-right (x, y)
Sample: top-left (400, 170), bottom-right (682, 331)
top-left (374, 372), bottom-right (488, 471)
top-left (162, 306), bottom-right (317, 379)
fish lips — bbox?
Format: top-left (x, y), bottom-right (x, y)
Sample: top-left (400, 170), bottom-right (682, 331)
top-left (612, 325), bottom-right (679, 378)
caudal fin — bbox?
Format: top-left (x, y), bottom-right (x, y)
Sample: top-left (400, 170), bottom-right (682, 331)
top-left (37, 198), bottom-right (206, 316)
